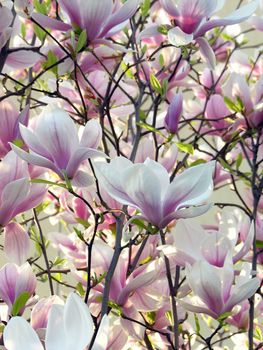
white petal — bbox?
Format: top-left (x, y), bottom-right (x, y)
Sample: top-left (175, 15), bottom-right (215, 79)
top-left (45, 305), bottom-right (65, 350)
top-left (4, 317), bottom-right (43, 350)
top-left (64, 293), bottom-right (94, 349)
top-left (168, 27), bottom-right (194, 46)
top-left (92, 315), bottom-right (109, 350)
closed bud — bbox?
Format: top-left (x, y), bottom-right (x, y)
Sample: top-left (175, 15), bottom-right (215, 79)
top-left (164, 93), bottom-right (183, 134)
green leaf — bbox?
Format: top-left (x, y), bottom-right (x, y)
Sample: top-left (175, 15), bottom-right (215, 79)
top-left (256, 240), bottom-right (263, 249)
top-left (121, 61), bottom-right (134, 79)
top-left (176, 142), bottom-right (194, 155)
top-left (145, 311), bottom-right (156, 325)
top-left (44, 50), bottom-right (58, 74)
top-left (194, 314), bottom-right (200, 335)
top-left (35, 241), bottom-right (42, 256)
top-left (137, 121), bottom-right (164, 136)
top-left (157, 25), bottom-right (168, 35)
top-left (53, 273), bottom-right (62, 282)
top-left (221, 33), bottom-right (235, 42)
top-left (76, 218), bottom-right (90, 228)
top-left (76, 30), bottom-right (87, 52)
top-left (31, 178), bottom-right (66, 188)
top-left (108, 300), bottom-right (122, 316)
top-left (159, 53), bottom-right (165, 67)
top-left (218, 158), bottom-right (232, 172)
top-left (53, 256), bottom-right (67, 266)
top-left (236, 153), bottom-right (243, 170)
top-left (12, 292), bottom-right (30, 316)
top-left (35, 200), bottom-right (50, 215)
top-left (73, 227), bottom-right (86, 243)
top-left (140, 0), bottom-right (150, 17)
top-left (131, 218), bottom-right (158, 235)
top-left (150, 74), bottom-right (163, 95)
top-left (21, 23), bottom-right (26, 40)
top-left (76, 282), bottom-right (85, 297)
top-left (162, 78), bottom-right (168, 96)
top-left (33, 0), bottom-right (47, 14)
top-left (255, 325), bottom-right (263, 341)
top-left (62, 170), bottom-right (73, 191)
top-left (12, 139), bottom-right (24, 148)
top-left (165, 310), bottom-right (173, 326)
top-left (236, 96), bottom-right (244, 111)
top-left (224, 96), bottom-right (240, 113)
top-left (189, 159), bottom-right (206, 167)
top-left (139, 255), bottom-right (152, 265)
top-left (217, 311), bottom-right (232, 322)
top-left (33, 24), bottom-right (46, 42)
top-left (139, 110), bottom-right (146, 121)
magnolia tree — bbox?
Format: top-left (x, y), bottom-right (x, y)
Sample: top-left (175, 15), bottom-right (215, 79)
top-left (0, 0), bottom-right (263, 349)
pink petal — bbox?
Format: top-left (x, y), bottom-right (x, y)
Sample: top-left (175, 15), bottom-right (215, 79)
top-left (100, 0), bottom-right (141, 38)
top-left (66, 147), bottom-right (106, 178)
top-left (0, 7), bottom-right (13, 32)
top-left (31, 12), bottom-right (71, 31)
top-left (31, 296), bottom-right (63, 330)
top-left (4, 222), bottom-right (30, 266)
top-left (6, 51), bottom-right (42, 69)
top-left (226, 277), bottom-right (260, 312)
top-left (159, 0), bottom-right (180, 17)
top-left (11, 144), bottom-right (61, 176)
top-left (195, 0), bottom-right (259, 37)
top-left (80, 119), bottom-right (102, 149)
top-left (15, 263), bottom-right (37, 300)
top-left (35, 107), bottom-right (79, 171)
top-left (0, 263), bottom-right (19, 307)
top-left (0, 178), bottom-right (30, 226)
top-left (196, 37), bottom-right (216, 69)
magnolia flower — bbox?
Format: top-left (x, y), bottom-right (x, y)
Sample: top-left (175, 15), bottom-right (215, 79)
top-left (164, 93), bottom-right (183, 134)
top-left (30, 296), bottom-right (64, 330)
top-left (180, 256), bottom-right (260, 319)
top-left (160, 0), bottom-right (258, 44)
top-left (95, 157), bottom-right (215, 228)
top-left (0, 151), bottom-right (46, 226)
top-left (159, 0), bottom-right (258, 68)
top-left (4, 293), bottom-right (109, 350)
top-left (33, 0), bottom-right (141, 43)
top-left (0, 262), bottom-right (36, 313)
top-left (161, 212), bottom-right (254, 267)
top-left (12, 105), bottom-right (105, 187)
top-left (0, 102), bottom-right (29, 158)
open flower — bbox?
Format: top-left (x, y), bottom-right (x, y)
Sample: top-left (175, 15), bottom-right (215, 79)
top-left (180, 256), bottom-right (260, 319)
top-left (0, 262), bottom-right (36, 313)
top-left (95, 157), bottom-right (215, 228)
top-left (12, 105), bottom-right (105, 186)
top-left (33, 0), bottom-right (141, 43)
top-left (159, 0), bottom-right (258, 68)
top-left (3, 292), bottom-right (109, 350)
top-left (160, 0), bottom-right (258, 43)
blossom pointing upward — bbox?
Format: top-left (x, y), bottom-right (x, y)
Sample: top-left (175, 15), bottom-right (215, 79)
top-left (12, 105), bottom-right (105, 186)
top-left (4, 292), bottom-right (109, 350)
top-left (95, 157), bottom-right (215, 228)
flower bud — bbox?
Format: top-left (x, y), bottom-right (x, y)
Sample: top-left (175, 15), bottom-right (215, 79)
top-left (164, 93), bottom-right (183, 134)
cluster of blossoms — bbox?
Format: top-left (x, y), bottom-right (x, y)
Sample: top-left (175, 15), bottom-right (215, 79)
top-left (0, 0), bottom-right (263, 349)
